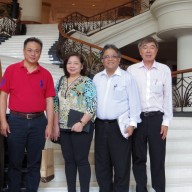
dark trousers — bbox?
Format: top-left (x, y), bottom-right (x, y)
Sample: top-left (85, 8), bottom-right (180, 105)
top-left (132, 113), bottom-right (166, 192)
top-left (60, 124), bottom-right (94, 192)
top-left (95, 119), bottom-right (132, 192)
top-left (7, 113), bottom-right (47, 192)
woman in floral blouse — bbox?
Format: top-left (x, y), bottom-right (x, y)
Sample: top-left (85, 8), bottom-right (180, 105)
top-left (53, 52), bottom-right (97, 192)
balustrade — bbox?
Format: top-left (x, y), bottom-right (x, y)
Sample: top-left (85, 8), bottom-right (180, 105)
top-left (0, 2), bottom-right (23, 37)
top-left (172, 69), bottom-right (192, 112)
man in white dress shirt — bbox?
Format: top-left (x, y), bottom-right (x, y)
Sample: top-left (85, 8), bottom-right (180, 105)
top-left (127, 36), bottom-right (173, 192)
top-left (93, 44), bottom-right (141, 192)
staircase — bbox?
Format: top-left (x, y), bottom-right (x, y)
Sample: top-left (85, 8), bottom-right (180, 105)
top-left (0, 24), bottom-right (60, 64)
top-left (37, 117), bottom-right (192, 192)
top-left (0, 36), bottom-right (10, 45)
top-left (0, 24), bottom-right (192, 192)
top-left (0, 24), bottom-right (63, 83)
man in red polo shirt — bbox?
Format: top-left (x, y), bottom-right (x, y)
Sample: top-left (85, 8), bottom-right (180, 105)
top-left (0, 37), bottom-right (55, 192)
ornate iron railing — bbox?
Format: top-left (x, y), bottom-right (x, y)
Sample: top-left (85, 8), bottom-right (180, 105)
top-left (56, 32), bottom-right (139, 76)
top-left (0, 16), bottom-right (17, 36)
top-left (172, 68), bottom-right (192, 112)
top-left (57, 0), bottom-right (151, 74)
top-left (59, 0), bottom-right (150, 36)
top-left (0, 2), bottom-right (22, 36)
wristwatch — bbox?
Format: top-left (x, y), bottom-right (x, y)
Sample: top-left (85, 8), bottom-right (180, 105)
top-left (80, 120), bottom-right (86, 126)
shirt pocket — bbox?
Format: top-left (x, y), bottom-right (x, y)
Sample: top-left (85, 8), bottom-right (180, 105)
top-left (113, 86), bottom-right (127, 100)
top-left (151, 80), bottom-right (163, 94)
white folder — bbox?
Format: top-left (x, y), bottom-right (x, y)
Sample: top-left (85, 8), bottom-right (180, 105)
top-left (117, 111), bottom-right (130, 139)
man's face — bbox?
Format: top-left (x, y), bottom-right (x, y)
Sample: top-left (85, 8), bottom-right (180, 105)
top-left (102, 48), bottom-right (120, 72)
top-left (23, 41), bottom-right (42, 65)
top-left (139, 42), bottom-right (158, 63)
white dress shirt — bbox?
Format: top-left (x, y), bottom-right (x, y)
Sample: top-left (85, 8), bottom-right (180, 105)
top-left (93, 67), bottom-right (141, 127)
top-left (127, 61), bottom-right (173, 126)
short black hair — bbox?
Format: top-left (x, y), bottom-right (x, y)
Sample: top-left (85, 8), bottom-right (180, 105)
top-left (62, 52), bottom-right (87, 78)
top-left (138, 36), bottom-right (159, 49)
top-left (23, 37), bottom-right (43, 49)
top-left (100, 44), bottom-right (121, 59)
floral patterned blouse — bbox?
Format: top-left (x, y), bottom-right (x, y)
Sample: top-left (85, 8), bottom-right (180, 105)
top-left (54, 75), bottom-right (97, 130)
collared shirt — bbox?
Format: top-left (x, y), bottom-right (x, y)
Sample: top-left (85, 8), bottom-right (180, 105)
top-left (127, 61), bottom-right (173, 126)
top-left (0, 60), bottom-right (55, 112)
top-left (93, 67), bottom-right (141, 127)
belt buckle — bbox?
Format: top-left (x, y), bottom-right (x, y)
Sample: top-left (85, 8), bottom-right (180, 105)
top-left (26, 114), bottom-right (33, 119)
top-left (144, 112), bottom-right (150, 117)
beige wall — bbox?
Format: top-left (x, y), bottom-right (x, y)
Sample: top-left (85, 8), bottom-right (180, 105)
top-left (41, 2), bottom-right (51, 24)
top-left (18, 0), bottom-right (42, 23)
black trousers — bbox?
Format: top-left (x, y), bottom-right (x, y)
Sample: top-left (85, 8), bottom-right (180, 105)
top-left (95, 119), bottom-right (132, 192)
top-left (132, 113), bottom-right (166, 192)
top-left (60, 124), bottom-right (94, 192)
top-left (7, 113), bottom-right (47, 192)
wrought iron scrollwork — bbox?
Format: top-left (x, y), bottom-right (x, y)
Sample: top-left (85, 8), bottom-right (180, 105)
top-left (0, 2), bottom-right (22, 36)
top-left (60, 1), bottom-right (149, 36)
top-left (57, 1), bottom-right (148, 74)
top-left (172, 74), bottom-right (192, 111)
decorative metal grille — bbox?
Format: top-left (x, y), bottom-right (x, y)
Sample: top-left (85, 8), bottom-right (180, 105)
top-left (57, 0), bottom-right (150, 75)
top-left (60, 0), bottom-right (150, 36)
top-left (172, 74), bottom-right (192, 111)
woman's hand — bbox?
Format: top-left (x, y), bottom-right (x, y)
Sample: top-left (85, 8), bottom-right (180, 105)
top-left (71, 122), bottom-right (84, 132)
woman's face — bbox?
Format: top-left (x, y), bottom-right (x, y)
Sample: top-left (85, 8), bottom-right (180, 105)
top-left (66, 56), bottom-right (83, 76)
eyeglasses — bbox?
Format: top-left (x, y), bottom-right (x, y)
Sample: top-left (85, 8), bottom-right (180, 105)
top-left (102, 55), bottom-right (119, 60)
top-left (25, 49), bottom-right (41, 55)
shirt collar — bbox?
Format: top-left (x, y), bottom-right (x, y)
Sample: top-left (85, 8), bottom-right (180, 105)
top-left (138, 60), bottom-right (158, 70)
top-left (101, 67), bottom-right (122, 77)
top-left (20, 60), bottom-right (41, 72)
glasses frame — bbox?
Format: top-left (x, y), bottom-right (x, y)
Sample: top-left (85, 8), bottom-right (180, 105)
top-left (102, 55), bottom-right (119, 60)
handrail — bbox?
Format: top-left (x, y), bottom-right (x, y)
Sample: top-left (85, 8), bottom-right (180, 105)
top-left (172, 68), bottom-right (192, 76)
top-left (59, 0), bottom-right (150, 36)
top-left (172, 68), bottom-right (192, 112)
top-left (57, 0), bottom-right (149, 69)
top-left (58, 24), bottom-right (140, 64)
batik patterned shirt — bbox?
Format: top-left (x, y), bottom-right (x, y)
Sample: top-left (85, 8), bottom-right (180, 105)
top-left (54, 75), bottom-right (97, 130)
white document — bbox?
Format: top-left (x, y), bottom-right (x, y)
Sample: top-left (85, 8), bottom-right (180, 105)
top-left (117, 111), bottom-right (130, 139)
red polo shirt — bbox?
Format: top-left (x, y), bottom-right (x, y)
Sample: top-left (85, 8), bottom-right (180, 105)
top-left (0, 60), bottom-right (56, 112)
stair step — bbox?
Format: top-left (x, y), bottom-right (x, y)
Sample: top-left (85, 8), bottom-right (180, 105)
top-left (54, 148), bottom-right (192, 166)
top-left (38, 178), bottom-right (192, 192)
top-left (51, 163), bottom-right (192, 183)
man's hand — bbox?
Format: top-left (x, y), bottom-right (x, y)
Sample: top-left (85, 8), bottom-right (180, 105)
top-left (52, 124), bottom-right (60, 141)
top-left (161, 125), bottom-right (168, 140)
top-left (45, 124), bottom-right (52, 139)
top-left (0, 120), bottom-right (10, 137)
top-left (126, 126), bottom-right (135, 137)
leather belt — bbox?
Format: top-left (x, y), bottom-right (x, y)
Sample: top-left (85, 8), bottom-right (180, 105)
top-left (141, 111), bottom-right (163, 117)
top-left (10, 110), bottom-right (44, 119)
top-left (96, 118), bottom-right (117, 124)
